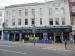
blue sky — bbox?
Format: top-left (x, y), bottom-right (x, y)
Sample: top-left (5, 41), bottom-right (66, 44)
top-left (0, 0), bottom-right (53, 6)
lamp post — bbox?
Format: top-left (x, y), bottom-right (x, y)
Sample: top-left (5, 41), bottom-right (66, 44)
top-left (32, 24), bottom-right (36, 46)
top-left (32, 9), bottom-right (36, 46)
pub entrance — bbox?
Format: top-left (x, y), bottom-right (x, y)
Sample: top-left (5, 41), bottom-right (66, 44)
top-left (9, 33), bottom-right (14, 41)
top-left (55, 32), bottom-right (62, 43)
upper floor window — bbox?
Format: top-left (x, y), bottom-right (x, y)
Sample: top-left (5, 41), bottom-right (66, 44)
top-left (6, 11), bottom-right (9, 17)
top-left (32, 9), bottom-right (35, 18)
top-left (61, 8), bottom-right (65, 14)
top-left (18, 18), bottom-right (21, 25)
top-left (40, 8), bottom-right (42, 16)
top-left (12, 10), bottom-right (15, 16)
top-left (71, 0), bottom-right (75, 2)
top-left (49, 8), bottom-right (52, 15)
top-left (18, 10), bottom-right (22, 16)
top-left (61, 18), bottom-right (65, 25)
top-left (25, 9), bottom-right (28, 16)
top-left (40, 18), bottom-right (42, 25)
top-left (25, 18), bottom-right (28, 25)
top-left (71, 18), bottom-right (75, 25)
top-left (55, 8), bottom-right (59, 14)
top-left (12, 18), bottom-right (15, 26)
top-left (55, 18), bottom-right (59, 25)
top-left (72, 6), bottom-right (75, 12)
top-left (49, 18), bottom-right (53, 25)
top-left (0, 11), bottom-right (2, 17)
top-left (32, 18), bottom-right (35, 25)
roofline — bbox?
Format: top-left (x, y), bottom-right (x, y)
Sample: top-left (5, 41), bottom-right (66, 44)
top-left (5, 1), bottom-right (54, 8)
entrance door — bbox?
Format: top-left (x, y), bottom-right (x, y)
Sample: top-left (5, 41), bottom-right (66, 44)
top-left (55, 36), bottom-right (62, 43)
top-left (9, 33), bottom-right (14, 41)
top-left (15, 33), bottom-right (19, 41)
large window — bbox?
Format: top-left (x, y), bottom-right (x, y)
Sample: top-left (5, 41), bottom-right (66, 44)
top-left (6, 11), bottom-right (9, 17)
top-left (40, 8), bottom-right (42, 16)
top-left (71, 18), bottom-right (75, 25)
top-left (49, 18), bottom-right (53, 25)
top-left (40, 18), bottom-right (42, 25)
top-left (12, 19), bottom-right (15, 26)
top-left (18, 18), bottom-right (21, 25)
top-left (32, 19), bottom-right (35, 25)
top-left (32, 9), bottom-right (35, 18)
top-left (61, 8), bottom-right (65, 14)
top-left (71, 0), bottom-right (75, 2)
top-left (18, 10), bottom-right (22, 16)
top-left (49, 8), bottom-right (52, 15)
top-left (72, 6), bottom-right (75, 13)
top-left (61, 18), bottom-right (65, 25)
top-left (25, 9), bottom-right (28, 16)
top-left (25, 19), bottom-right (28, 25)
top-left (12, 10), bottom-right (15, 17)
top-left (55, 18), bottom-right (59, 25)
top-left (55, 8), bottom-right (59, 14)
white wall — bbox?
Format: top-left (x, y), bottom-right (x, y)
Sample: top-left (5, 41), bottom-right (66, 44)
top-left (5, 0), bottom-right (71, 28)
top-left (0, 7), bottom-right (5, 29)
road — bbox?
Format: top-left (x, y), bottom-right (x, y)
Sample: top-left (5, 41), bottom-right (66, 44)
top-left (0, 41), bottom-right (75, 56)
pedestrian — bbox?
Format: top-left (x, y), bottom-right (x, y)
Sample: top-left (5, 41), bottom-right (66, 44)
top-left (65, 40), bottom-right (67, 49)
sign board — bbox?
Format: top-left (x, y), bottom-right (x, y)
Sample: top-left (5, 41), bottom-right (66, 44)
top-left (43, 33), bottom-right (48, 40)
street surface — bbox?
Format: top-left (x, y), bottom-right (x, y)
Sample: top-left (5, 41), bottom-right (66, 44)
top-left (0, 41), bottom-right (75, 56)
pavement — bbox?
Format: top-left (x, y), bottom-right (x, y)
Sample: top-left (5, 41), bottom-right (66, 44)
top-left (0, 40), bottom-right (75, 51)
top-left (0, 40), bottom-right (75, 56)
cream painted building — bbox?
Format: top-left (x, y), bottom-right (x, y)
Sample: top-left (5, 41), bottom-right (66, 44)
top-left (4, 0), bottom-right (71, 43)
top-left (0, 7), bottom-right (5, 40)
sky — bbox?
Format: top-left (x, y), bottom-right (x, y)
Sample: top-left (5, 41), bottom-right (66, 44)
top-left (0, 0), bottom-right (53, 6)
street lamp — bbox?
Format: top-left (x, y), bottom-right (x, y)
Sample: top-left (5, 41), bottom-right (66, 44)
top-left (32, 9), bottom-right (36, 46)
top-left (32, 23), bottom-right (36, 46)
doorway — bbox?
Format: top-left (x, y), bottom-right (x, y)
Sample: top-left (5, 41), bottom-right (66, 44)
top-left (15, 33), bottom-right (19, 41)
top-left (55, 33), bottom-right (62, 43)
top-left (55, 36), bottom-right (62, 43)
top-left (9, 33), bottom-right (14, 41)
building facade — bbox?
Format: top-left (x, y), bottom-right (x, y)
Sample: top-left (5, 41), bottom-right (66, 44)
top-left (0, 7), bottom-right (5, 40)
top-left (4, 0), bottom-right (71, 43)
top-left (69, 0), bottom-right (75, 43)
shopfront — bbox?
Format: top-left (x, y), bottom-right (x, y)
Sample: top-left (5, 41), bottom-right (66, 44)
top-left (3, 26), bottom-right (72, 43)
